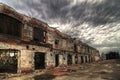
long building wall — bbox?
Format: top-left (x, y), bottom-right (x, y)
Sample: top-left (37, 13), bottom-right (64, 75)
top-left (0, 3), bottom-right (100, 73)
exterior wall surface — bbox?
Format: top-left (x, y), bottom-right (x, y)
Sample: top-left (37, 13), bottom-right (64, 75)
top-left (20, 50), bottom-right (34, 73)
top-left (0, 3), bottom-right (101, 74)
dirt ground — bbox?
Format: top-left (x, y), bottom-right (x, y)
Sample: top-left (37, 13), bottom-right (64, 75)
top-left (1, 59), bottom-right (120, 80)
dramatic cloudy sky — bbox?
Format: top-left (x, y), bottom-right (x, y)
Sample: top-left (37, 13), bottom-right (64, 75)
top-left (0, 0), bottom-right (120, 54)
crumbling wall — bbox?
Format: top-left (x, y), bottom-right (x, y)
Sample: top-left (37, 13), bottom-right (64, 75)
top-left (0, 3), bottom-right (101, 74)
top-left (21, 24), bottom-right (33, 42)
top-left (65, 39), bottom-right (74, 52)
top-left (46, 51), bottom-right (55, 68)
top-left (20, 50), bottom-right (34, 73)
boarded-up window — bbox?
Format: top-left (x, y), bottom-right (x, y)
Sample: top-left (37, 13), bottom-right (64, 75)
top-left (0, 13), bottom-right (22, 37)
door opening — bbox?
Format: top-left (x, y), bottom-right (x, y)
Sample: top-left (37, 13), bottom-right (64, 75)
top-left (89, 56), bottom-right (91, 62)
top-left (81, 56), bottom-right (84, 63)
top-left (55, 54), bottom-right (59, 67)
top-left (34, 52), bottom-right (46, 70)
top-left (85, 56), bottom-right (87, 63)
top-left (75, 55), bottom-right (78, 64)
top-left (67, 54), bottom-right (72, 65)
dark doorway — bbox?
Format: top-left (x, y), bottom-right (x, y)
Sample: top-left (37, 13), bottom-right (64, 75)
top-left (0, 49), bottom-right (18, 73)
top-left (85, 56), bottom-right (88, 63)
top-left (55, 54), bottom-right (59, 67)
top-left (75, 55), bottom-right (78, 64)
top-left (89, 56), bottom-right (91, 62)
top-left (81, 56), bottom-right (84, 63)
top-left (34, 52), bottom-right (46, 70)
top-left (67, 54), bottom-right (72, 65)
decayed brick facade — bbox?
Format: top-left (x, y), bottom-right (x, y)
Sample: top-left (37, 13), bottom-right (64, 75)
top-left (0, 3), bottom-right (100, 73)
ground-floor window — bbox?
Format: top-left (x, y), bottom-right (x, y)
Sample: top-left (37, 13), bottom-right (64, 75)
top-left (0, 49), bottom-right (18, 73)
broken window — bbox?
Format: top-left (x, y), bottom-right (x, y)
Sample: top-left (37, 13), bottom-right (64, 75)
top-left (23, 24), bottom-right (33, 39)
top-left (88, 48), bottom-right (90, 53)
top-left (74, 44), bottom-right (77, 52)
top-left (33, 27), bottom-right (46, 43)
top-left (55, 38), bottom-right (59, 48)
top-left (55, 39), bottom-right (59, 45)
top-left (0, 13), bottom-right (22, 37)
top-left (0, 49), bottom-right (18, 73)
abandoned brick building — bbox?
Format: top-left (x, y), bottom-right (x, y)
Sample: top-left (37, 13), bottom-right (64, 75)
top-left (0, 3), bottom-right (100, 73)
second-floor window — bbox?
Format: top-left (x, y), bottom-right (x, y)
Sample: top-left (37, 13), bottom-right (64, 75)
top-left (0, 13), bottom-right (22, 37)
top-left (23, 25), bottom-right (33, 39)
top-left (33, 27), bottom-right (46, 43)
top-left (55, 39), bottom-right (59, 45)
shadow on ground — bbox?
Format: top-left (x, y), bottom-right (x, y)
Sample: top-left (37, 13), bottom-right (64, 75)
top-left (33, 74), bottom-right (56, 80)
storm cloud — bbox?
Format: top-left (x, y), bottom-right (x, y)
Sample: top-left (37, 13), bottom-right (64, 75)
top-left (0, 0), bottom-right (120, 53)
